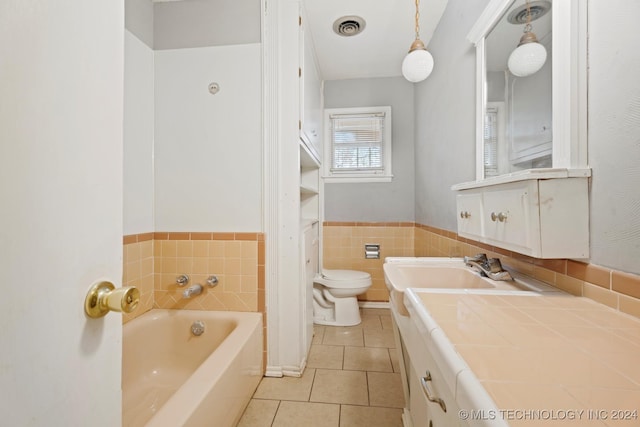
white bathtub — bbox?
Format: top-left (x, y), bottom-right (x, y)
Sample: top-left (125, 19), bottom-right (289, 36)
top-left (122, 309), bottom-right (263, 427)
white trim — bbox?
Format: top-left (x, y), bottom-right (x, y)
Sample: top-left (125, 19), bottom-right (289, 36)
top-left (262, 0), bottom-right (280, 374)
top-left (262, 0), bottom-right (308, 378)
top-left (466, 0), bottom-right (514, 45)
top-left (452, 167), bottom-right (592, 190)
top-left (475, 37), bottom-right (486, 181)
top-left (324, 106), bottom-right (393, 182)
top-left (323, 175), bottom-right (393, 184)
top-left (469, 0), bottom-right (589, 183)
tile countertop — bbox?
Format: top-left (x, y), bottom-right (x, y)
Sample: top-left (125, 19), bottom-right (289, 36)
top-left (404, 289), bottom-right (640, 427)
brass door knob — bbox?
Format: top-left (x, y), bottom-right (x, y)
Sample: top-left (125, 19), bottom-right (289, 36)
top-left (85, 281), bottom-right (140, 318)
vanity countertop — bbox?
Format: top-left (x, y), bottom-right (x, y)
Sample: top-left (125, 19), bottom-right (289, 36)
top-left (404, 289), bottom-right (640, 426)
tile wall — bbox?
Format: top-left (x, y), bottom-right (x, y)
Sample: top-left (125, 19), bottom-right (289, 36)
top-left (323, 222), bottom-right (415, 302)
top-left (323, 222), bottom-right (640, 320)
top-left (122, 232), bottom-right (265, 325)
top-left (122, 233), bottom-right (155, 323)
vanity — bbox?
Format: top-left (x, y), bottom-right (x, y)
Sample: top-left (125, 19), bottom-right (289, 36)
top-left (385, 258), bottom-right (640, 427)
top-left (386, 1), bottom-right (640, 424)
top-left (455, 0), bottom-right (591, 259)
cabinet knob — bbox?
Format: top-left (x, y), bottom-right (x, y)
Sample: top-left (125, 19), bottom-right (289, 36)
top-left (459, 211), bottom-right (471, 219)
top-left (491, 212), bottom-right (508, 222)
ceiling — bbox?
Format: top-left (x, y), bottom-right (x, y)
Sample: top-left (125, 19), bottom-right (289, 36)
top-left (303, 0), bottom-right (450, 81)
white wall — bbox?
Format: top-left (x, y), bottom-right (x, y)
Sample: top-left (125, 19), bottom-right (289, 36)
top-left (154, 44), bottom-right (262, 231)
top-left (323, 77), bottom-right (415, 222)
top-left (414, 0), bottom-right (487, 231)
top-left (154, 0), bottom-right (261, 50)
top-left (417, 0), bottom-right (640, 275)
top-left (124, 30), bottom-right (155, 235)
top-left (587, 0), bottom-right (640, 274)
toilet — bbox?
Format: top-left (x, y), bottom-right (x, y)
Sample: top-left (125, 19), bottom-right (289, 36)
top-left (312, 269), bottom-right (372, 326)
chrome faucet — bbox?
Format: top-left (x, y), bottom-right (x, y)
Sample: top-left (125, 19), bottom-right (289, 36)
top-left (464, 253), bottom-right (513, 281)
top-left (182, 284), bottom-right (203, 299)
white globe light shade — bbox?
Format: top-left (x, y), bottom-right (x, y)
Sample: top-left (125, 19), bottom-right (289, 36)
top-left (507, 41), bottom-right (547, 77)
top-left (402, 49), bottom-right (434, 83)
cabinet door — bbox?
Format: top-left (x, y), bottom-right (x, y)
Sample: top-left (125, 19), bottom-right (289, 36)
top-left (299, 14), bottom-right (323, 161)
top-left (482, 181), bottom-right (540, 255)
top-left (456, 192), bottom-right (483, 239)
top-left (409, 350), bottom-right (457, 427)
top-left (302, 222), bottom-right (319, 353)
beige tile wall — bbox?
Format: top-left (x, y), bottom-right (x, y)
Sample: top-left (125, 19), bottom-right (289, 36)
top-left (323, 222), bottom-right (640, 320)
top-left (323, 222), bottom-right (415, 302)
top-left (122, 232), bottom-right (265, 324)
top-left (414, 224), bottom-right (640, 320)
top-left (122, 233), bottom-right (154, 323)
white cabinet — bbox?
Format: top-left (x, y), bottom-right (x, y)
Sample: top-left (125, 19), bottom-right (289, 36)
top-left (300, 141), bottom-right (320, 223)
top-left (455, 176), bottom-right (589, 258)
top-left (299, 9), bottom-right (323, 162)
top-left (408, 347), bottom-right (462, 427)
top-left (456, 192), bottom-right (483, 237)
top-left (392, 308), bottom-right (466, 427)
top-left (301, 221), bottom-right (319, 355)
top-left (482, 181), bottom-right (538, 253)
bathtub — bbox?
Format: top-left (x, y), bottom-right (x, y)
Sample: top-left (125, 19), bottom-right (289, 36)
top-left (122, 309), bottom-right (263, 427)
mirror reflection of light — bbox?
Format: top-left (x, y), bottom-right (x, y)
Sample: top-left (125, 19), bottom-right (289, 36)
top-left (508, 40), bottom-right (547, 77)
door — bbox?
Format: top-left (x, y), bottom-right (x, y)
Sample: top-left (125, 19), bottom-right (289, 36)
top-left (0, 2), bottom-right (124, 426)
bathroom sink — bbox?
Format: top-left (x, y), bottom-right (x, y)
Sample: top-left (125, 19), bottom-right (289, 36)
top-left (383, 257), bottom-right (547, 315)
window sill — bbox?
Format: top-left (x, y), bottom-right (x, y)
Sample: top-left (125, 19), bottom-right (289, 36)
top-left (323, 175), bottom-right (393, 184)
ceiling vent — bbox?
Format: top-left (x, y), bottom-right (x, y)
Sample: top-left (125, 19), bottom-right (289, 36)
top-left (507, 1), bottom-right (551, 25)
top-left (333, 16), bottom-right (366, 37)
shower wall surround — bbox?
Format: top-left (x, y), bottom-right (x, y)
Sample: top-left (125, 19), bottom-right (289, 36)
top-left (124, 17), bottom-right (263, 324)
top-left (153, 43), bottom-right (262, 232)
top-left (122, 232), bottom-right (264, 324)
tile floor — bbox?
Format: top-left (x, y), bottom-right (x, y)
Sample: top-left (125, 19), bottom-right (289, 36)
top-left (237, 308), bottom-right (405, 427)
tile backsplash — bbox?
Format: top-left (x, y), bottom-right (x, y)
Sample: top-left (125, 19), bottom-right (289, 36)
top-left (122, 232), bottom-right (265, 323)
top-left (123, 224), bottom-right (640, 323)
top-left (323, 222), bottom-right (415, 302)
top-left (323, 222), bottom-right (640, 320)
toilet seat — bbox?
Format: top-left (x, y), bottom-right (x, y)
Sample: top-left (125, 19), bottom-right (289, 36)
top-left (316, 269), bottom-right (371, 289)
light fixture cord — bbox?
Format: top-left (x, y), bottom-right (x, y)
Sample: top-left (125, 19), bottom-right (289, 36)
top-left (414, 0), bottom-right (421, 40)
top-left (524, 0), bottom-right (532, 33)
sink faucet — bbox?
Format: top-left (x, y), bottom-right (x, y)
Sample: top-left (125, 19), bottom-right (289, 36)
top-left (463, 253), bottom-right (513, 281)
top-left (182, 284), bottom-right (203, 299)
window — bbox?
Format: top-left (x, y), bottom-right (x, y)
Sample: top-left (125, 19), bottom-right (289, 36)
top-left (323, 106), bottom-right (392, 183)
top-left (483, 102), bottom-right (507, 178)
top-left (484, 106), bottom-right (498, 177)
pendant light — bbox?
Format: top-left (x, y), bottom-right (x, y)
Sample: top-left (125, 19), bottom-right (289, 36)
top-left (507, 0), bottom-right (547, 77)
top-left (402, 0), bottom-right (434, 83)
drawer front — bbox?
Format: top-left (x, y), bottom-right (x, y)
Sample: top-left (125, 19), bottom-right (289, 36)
top-left (482, 181), bottom-right (540, 254)
top-left (456, 192), bottom-right (483, 239)
top-left (404, 314), bottom-right (461, 427)
top-left (409, 352), bottom-right (461, 427)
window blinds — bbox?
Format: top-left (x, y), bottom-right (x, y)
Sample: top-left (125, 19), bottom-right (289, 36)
top-left (330, 113), bottom-right (385, 172)
top-left (484, 107), bottom-right (498, 177)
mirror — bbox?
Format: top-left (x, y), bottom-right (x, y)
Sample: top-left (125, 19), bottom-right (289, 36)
top-left (469, 0), bottom-right (588, 183)
top-left (483, 0), bottom-right (552, 177)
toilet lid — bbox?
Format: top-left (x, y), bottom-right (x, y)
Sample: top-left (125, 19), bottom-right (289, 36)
top-left (321, 269), bottom-right (370, 281)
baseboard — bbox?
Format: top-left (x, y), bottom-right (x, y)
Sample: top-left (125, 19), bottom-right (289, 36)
top-left (265, 361), bottom-right (306, 378)
top-left (359, 301), bottom-right (390, 309)
top-left (264, 366), bottom-right (283, 378)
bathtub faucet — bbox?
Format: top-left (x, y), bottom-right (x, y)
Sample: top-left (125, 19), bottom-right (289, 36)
top-left (182, 284), bottom-right (203, 299)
